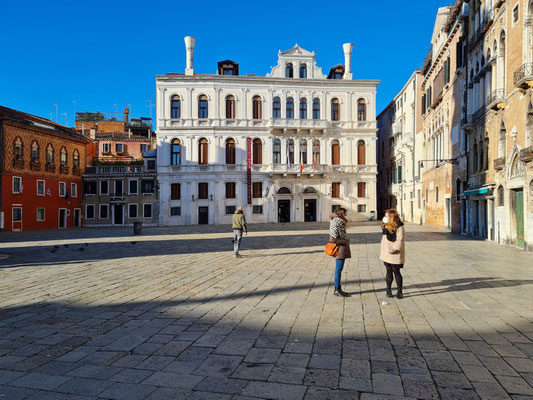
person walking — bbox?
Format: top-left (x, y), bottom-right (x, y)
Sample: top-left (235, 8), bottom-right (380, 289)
top-left (380, 208), bottom-right (405, 299)
top-left (329, 207), bottom-right (351, 297)
top-left (232, 207), bottom-right (247, 258)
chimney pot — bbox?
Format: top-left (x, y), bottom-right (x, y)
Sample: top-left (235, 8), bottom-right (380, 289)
top-left (343, 43), bottom-right (354, 80)
top-left (184, 36), bottom-right (197, 75)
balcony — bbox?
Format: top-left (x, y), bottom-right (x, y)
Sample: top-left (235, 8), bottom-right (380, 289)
top-left (467, 8), bottom-right (495, 52)
top-left (270, 164), bottom-right (328, 175)
top-left (12, 158), bottom-right (24, 169)
top-left (59, 165), bottom-right (69, 174)
top-left (85, 165), bottom-right (143, 175)
top-left (494, 157), bottom-right (506, 170)
top-left (472, 107), bottom-right (486, 123)
top-left (461, 115), bottom-right (473, 129)
top-left (30, 161), bottom-right (41, 171)
top-left (513, 63), bottom-right (533, 89)
top-left (269, 118), bottom-right (328, 131)
top-left (520, 146), bottom-right (533, 162)
top-left (109, 193), bottom-right (126, 201)
top-left (45, 163), bottom-right (56, 173)
top-left (486, 89), bottom-right (505, 110)
top-left (392, 120), bottom-right (402, 136)
top-left (72, 167), bottom-right (82, 175)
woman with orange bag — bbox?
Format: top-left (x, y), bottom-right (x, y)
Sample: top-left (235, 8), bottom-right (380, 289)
top-left (328, 207), bottom-right (351, 297)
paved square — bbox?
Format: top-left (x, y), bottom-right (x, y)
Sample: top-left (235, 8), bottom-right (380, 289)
top-left (0, 222), bottom-right (532, 399)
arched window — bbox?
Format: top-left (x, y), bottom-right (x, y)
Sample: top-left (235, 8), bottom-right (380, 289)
top-left (497, 31), bottom-right (506, 90)
top-left (273, 139), bottom-right (281, 164)
top-left (287, 139), bottom-right (295, 164)
top-left (331, 98), bottom-right (340, 121)
top-left (312, 140), bottom-right (320, 164)
top-left (331, 139), bottom-right (340, 165)
top-left (473, 141), bottom-right (479, 172)
top-left (60, 147), bottom-right (67, 166)
top-left (498, 185), bottom-right (504, 206)
top-left (498, 123), bottom-right (506, 158)
top-left (286, 97), bottom-right (294, 119)
top-left (31, 141), bottom-right (39, 162)
top-left (46, 144), bottom-right (54, 164)
top-left (483, 137), bottom-right (489, 170)
top-left (14, 137), bottom-right (23, 160)
top-left (277, 187), bottom-right (291, 194)
top-left (252, 96), bottom-right (262, 119)
top-left (299, 64), bottom-right (307, 78)
top-left (357, 99), bottom-right (367, 121)
top-left (479, 138), bottom-right (484, 171)
top-left (456, 178), bottom-right (461, 201)
top-left (225, 95), bottom-right (235, 119)
top-left (312, 98), bottom-right (320, 120)
top-left (171, 139), bottom-right (181, 165)
top-left (225, 138), bottom-right (236, 164)
top-left (436, 186), bottom-right (439, 203)
top-left (73, 149), bottom-right (80, 168)
top-left (300, 140), bottom-right (308, 164)
top-left (253, 138), bottom-right (262, 164)
top-left (357, 140), bottom-right (366, 165)
top-left (286, 63), bottom-right (293, 78)
top-left (198, 138), bottom-right (208, 164)
top-left (273, 97), bottom-right (281, 118)
top-left (171, 95), bottom-right (180, 119)
top-left (198, 95), bottom-right (208, 119)
top-left (299, 98), bottom-right (307, 119)
top-left (303, 187), bottom-right (318, 193)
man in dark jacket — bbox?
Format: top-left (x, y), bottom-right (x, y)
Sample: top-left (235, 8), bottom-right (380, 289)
top-left (232, 207), bottom-right (247, 258)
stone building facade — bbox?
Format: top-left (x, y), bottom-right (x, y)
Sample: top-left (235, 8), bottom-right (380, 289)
top-left (0, 106), bottom-right (88, 232)
top-left (156, 38), bottom-right (379, 225)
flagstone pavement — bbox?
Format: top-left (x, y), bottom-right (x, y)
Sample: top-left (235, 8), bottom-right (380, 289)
top-left (0, 222), bottom-right (533, 400)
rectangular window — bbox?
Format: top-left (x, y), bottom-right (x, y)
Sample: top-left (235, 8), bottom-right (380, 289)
top-left (331, 204), bottom-right (341, 212)
top-left (253, 205), bottom-right (263, 214)
top-left (225, 182), bottom-right (236, 199)
top-left (140, 144), bottom-right (148, 153)
top-left (37, 208), bottom-right (45, 221)
top-left (332, 182), bottom-right (340, 198)
top-left (198, 183), bottom-right (208, 199)
top-left (226, 206), bottom-right (236, 215)
top-left (71, 183), bottom-right (78, 198)
top-left (86, 204), bottom-right (95, 219)
top-left (357, 182), bottom-right (366, 198)
top-left (141, 180), bottom-right (154, 194)
top-left (100, 204), bottom-right (109, 219)
top-left (253, 182), bottom-right (262, 198)
top-left (357, 204), bottom-right (367, 213)
top-left (59, 182), bottom-right (66, 197)
top-left (13, 176), bottom-right (22, 194)
top-left (147, 160), bottom-right (156, 170)
top-left (37, 180), bottom-right (45, 196)
top-left (171, 183), bottom-right (181, 200)
top-left (170, 207), bottom-right (181, 216)
top-left (84, 181), bottom-right (97, 195)
top-left (100, 181), bottom-right (109, 195)
top-left (129, 179), bottom-right (138, 195)
top-left (129, 204), bottom-right (138, 218)
top-left (116, 143), bottom-right (124, 153)
top-left (143, 203), bottom-right (152, 218)
top-left (13, 207), bottom-right (22, 222)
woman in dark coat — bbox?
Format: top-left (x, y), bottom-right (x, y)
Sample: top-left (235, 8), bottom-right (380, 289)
top-left (329, 207), bottom-right (351, 297)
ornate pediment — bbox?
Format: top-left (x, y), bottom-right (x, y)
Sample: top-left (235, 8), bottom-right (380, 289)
top-left (280, 44), bottom-right (315, 57)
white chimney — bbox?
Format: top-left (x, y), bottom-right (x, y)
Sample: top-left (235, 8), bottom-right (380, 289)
top-left (343, 43), bottom-right (354, 80)
top-left (184, 36), bottom-right (197, 76)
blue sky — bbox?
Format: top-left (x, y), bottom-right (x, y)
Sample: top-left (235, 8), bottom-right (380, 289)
top-left (0, 0), bottom-right (451, 127)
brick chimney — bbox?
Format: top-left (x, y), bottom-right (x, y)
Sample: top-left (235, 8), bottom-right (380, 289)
top-left (124, 108), bottom-right (129, 124)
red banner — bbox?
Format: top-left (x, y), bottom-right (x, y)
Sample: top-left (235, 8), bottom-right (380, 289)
top-left (247, 137), bottom-right (252, 205)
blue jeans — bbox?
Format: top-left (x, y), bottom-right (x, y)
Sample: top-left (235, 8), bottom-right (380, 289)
top-left (334, 259), bottom-right (345, 288)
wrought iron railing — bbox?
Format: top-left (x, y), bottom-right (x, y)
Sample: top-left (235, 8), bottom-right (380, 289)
top-left (513, 63), bottom-right (533, 87)
top-left (467, 8), bottom-right (494, 51)
top-left (486, 89), bottom-right (505, 107)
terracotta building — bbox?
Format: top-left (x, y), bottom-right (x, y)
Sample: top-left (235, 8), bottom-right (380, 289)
top-left (0, 106), bottom-right (89, 232)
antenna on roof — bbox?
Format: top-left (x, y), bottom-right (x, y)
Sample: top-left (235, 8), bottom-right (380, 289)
top-left (146, 99), bottom-right (155, 120)
top-left (53, 104), bottom-right (58, 122)
top-left (61, 112), bottom-right (69, 126)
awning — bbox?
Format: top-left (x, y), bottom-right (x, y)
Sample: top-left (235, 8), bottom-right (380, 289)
top-left (464, 186), bottom-right (493, 196)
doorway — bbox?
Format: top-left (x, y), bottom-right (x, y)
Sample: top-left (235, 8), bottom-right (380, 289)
top-left (446, 198), bottom-right (451, 230)
top-left (59, 208), bottom-right (67, 228)
top-left (74, 209), bottom-right (81, 227)
top-left (304, 199), bottom-right (317, 222)
top-left (198, 207), bottom-right (209, 224)
top-left (515, 189), bottom-right (525, 247)
top-left (113, 204), bottom-right (124, 225)
top-left (278, 200), bottom-right (290, 223)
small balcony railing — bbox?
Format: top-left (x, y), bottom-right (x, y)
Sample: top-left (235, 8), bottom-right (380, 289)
top-left (72, 166), bottom-right (82, 175)
top-left (520, 146), bottom-right (533, 162)
top-left (45, 163), bottom-right (56, 173)
top-left (486, 89), bottom-right (505, 110)
top-left (30, 161), bottom-right (41, 171)
top-left (461, 115), bottom-right (472, 128)
top-left (472, 107), bottom-right (486, 123)
top-left (467, 8), bottom-right (494, 52)
top-left (110, 193), bottom-right (125, 200)
top-left (59, 165), bottom-right (69, 174)
top-left (12, 158), bottom-right (24, 169)
top-left (513, 63), bottom-right (533, 89)
top-left (494, 157), bottom-right (506, 170)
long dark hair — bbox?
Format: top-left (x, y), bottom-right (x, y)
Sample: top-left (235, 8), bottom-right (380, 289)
top-left (334, 207), bottom-right (348, 225)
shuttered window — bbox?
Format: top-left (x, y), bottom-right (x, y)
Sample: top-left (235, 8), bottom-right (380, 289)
top-left (198, 183), bottom-right (208, 199)
top-left (253, 182), bottom-right (262, 198)
top-left (358, 182), bottom-right (366, 198)
top-left (332, 182), bottom-right (340, 198)
top-left (171, 183), bottom-right (180, 200)
top-left (331, 140), bottom-right (340, 165)
top-left (226, 182), bottom-right (236, 199)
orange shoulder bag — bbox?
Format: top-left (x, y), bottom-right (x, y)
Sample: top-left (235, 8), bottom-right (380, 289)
top-left (324, 242), bottom-right (339, 257)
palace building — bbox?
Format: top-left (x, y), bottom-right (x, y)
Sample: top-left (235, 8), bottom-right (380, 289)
top-left (155, 37), bottom-right (379, 225)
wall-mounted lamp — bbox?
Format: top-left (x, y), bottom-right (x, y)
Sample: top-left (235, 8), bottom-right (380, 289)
top-left (265, 187), bottom-right (270, 197)
top-left (192, 194), bottom-right (195, 202)
top-left (210, 194), bottom-right (213, 201)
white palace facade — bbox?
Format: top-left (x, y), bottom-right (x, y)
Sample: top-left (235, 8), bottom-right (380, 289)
top-left (156, 37), bottom-right (379, 225)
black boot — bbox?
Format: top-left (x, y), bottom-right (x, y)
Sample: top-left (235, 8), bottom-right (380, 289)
top-left (395, 289), bottom-right (403, 299)
top-left (334, 285), bottom-right (351, 297)
top-left (386, 287), bottom-right (393, 298)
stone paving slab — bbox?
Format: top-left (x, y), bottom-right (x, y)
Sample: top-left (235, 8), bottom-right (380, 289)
top-left (0, 222), bottom-right (533, 399)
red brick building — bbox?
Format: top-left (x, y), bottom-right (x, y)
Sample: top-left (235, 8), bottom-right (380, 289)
top-left (0, 106), bottom-right (89, 231)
